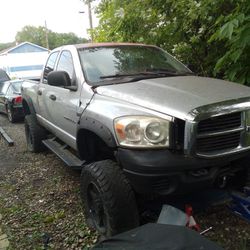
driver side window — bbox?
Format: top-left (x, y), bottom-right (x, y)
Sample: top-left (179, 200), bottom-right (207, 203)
top-left (56, 51), bottom-right (76, 85)
top-left (43, 51), bottom-right (59, 84)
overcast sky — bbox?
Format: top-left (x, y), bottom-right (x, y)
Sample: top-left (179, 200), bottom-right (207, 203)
top-left (0, 0), bottom-right (100, 43)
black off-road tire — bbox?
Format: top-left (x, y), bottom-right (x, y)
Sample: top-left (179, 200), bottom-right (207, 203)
top-left (80, 160), bottom-right (139, 237)
top-left (24, 114), bottom-right (47, 152)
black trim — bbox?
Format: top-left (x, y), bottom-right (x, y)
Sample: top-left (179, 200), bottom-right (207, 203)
top-left (77, 117), bottom-right (116, 148)
top-left (117, 148), bottom-right (250, 195)
top-left (22, 95), bottom-right (36, 115)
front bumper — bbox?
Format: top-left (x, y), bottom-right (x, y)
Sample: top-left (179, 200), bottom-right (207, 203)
top-left (117, 148), bottom-right (250, 195)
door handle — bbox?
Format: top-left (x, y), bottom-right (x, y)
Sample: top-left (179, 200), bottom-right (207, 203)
top-left (37, 89), bottom-right (43, 95)
top-left (49, 94), bottom-right (56, 101)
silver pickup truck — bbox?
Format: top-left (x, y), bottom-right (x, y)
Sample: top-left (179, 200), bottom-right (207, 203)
top-left (22, 43), bottom-right (250, 236)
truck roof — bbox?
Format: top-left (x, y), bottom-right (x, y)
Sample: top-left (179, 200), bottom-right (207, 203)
top-left (74, 42), bottom-right (157, 49)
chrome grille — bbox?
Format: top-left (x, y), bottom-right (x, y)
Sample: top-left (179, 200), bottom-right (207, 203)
top-left (198, 112), bottom-right (241, 133)
top-left (196, 112), bottom-right (243, 154)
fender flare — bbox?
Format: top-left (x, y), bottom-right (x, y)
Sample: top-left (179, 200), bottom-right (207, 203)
top-left (22, 94), bottom-right (36, 115)
top-left (77, 117), bottom-right (117, 148)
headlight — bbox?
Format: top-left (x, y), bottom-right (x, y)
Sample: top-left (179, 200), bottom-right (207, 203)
top-left (114, 116), bottom-right (171, 148)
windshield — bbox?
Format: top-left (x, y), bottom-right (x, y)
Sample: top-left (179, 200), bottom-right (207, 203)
top-left (78, 46), bottom-right (192, 86)
top-left (0, 69), bottom-right (10, 83)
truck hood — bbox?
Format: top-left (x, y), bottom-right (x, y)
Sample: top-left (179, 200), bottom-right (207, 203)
top-left (96, 76), bottom-right (250, 120)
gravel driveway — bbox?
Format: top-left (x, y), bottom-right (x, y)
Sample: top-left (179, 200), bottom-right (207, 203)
top-left (0, 114), bottom-right (97, 249)
top-left (0, 117), bottom-right (18, 176)
top-left (0, 114), bottom-right (249, 249)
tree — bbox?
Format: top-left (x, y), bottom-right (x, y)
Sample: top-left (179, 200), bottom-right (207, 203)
top-left (93, 0), bottom-right (250, 85)
top-left (16, 26), bottom-right (48, 47)
top-left (209, 1), bottom-right (250, 84)
top-left (48, 32), bottom-right (88, 49)
top-left (15, 26), bottom-right (88, 50)
top-left (0, 42), bottom-right (16, 52)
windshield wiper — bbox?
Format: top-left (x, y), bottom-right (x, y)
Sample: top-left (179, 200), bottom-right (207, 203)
top-left (99, 70), bottom-right (193, 80)
top-left (99, 72), bottom-right (160, 79)
top-left (146, 68), bottom-right (194, 76)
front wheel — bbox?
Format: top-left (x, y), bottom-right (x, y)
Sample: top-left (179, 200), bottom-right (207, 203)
top-left (80, 160), bottom-right (139, 237)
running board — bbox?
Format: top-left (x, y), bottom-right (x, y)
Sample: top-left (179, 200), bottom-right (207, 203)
top-left (42, 138), bottom-right (85, 169)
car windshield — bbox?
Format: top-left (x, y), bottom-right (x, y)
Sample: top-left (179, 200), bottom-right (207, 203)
top-left (0, 69), bottom-right (10, 83)
top-left (78, 46), bottom-right (192, 86)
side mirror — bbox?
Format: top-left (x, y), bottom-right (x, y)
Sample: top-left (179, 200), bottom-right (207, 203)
top-left (47, 71), bottom-right (71, 87)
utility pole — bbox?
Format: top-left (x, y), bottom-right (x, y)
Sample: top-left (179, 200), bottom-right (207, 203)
top-left (87, 0), bottom-right (94, 43)
top-left (45, 20), bottom-right (49, 50)
top-left (80, 0), bottom-right (94, 42)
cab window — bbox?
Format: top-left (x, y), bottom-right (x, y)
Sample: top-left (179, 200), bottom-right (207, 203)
top-left (43, 51), bottom-right (59, 83)
top-left (56, 51), bottom-right (76, 85)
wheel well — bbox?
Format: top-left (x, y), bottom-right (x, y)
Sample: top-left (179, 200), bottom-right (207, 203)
top-left (22, 100), bottom-right (31, 115)
top-left (77, 129), bottom-right (115, 163)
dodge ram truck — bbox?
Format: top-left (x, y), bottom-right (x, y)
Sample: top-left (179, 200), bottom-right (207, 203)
top-left (21, 43), bottom-right (250, 236)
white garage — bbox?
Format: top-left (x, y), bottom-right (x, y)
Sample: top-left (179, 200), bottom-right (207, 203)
top-left (0, 42), bottom-right (49, 80)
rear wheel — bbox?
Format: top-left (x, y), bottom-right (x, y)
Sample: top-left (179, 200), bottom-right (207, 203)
top-left (24, 114), bottom-right (47, 152)
top-left (80, 160), bottom-right (139, 237)
top-left (6, 105), bottom-right (16, 123)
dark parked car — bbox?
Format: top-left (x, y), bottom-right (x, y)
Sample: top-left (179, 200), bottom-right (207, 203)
top-left (0, 69), bottom-right (10, 84)
top-left (0, 79), bottom-right (24, 122)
